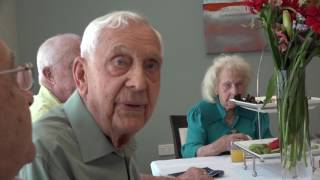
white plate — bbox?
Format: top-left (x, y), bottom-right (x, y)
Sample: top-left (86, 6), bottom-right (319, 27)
top-left (229, 97), bottom-right (320, 113)
top-left (234, 138), bottom-right (320, 160)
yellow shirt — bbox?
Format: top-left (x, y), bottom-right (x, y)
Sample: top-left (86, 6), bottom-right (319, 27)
top-left (30, 86), bottom-right (61, 123)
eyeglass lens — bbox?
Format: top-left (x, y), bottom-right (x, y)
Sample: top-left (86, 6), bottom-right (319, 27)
top-left (16, 67), bottom-right (33, 90)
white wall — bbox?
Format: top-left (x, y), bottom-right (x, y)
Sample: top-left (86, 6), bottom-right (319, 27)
top-left (0, 0), bottom-right (18, 59)
top-left (15, 0), bottom-right (320, 174)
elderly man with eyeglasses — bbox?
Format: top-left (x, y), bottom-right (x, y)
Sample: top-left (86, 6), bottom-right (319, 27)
top-left (0, 39), bottom-right (35, 180)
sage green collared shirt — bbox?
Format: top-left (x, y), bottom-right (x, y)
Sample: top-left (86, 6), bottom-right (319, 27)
top-left (19, 91), bottom-right (140, 180)
top-left (30, 86), bottom-right (61, 123)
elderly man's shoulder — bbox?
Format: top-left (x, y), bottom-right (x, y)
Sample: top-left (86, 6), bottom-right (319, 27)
top-left (32, 106), bottom-right (73, 145)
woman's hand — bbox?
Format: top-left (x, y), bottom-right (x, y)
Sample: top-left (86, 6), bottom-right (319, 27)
top-left (214, 133), bottom-right (249, 152)
top-left (197, 133), bottom-right (249, 157)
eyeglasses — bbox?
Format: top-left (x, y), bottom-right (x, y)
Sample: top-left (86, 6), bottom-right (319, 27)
top-left (0, 63), bottom-right (34, 90)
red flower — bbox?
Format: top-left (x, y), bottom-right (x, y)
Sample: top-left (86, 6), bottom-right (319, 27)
top-left (244, 0), bottom-right (268, 14)
top-left (281, 0), bottom-right (301, 12)
top-left (303, 6), bottom-right (320, 33)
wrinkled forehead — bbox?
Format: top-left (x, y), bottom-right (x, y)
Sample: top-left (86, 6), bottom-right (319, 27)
top-left (0, 39), bottom-right (14, 70)
top-left (104, 22), bottom-right (159, 43)
top-left (218, 67), bottom-right (245, 81)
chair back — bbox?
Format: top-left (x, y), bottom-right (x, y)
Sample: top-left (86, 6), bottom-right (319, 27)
top-left (170, 115), bottom-right (188, 158)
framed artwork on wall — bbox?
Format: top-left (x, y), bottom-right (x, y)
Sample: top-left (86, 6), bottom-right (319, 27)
top-left (203, 0), bottom-right (267, 54)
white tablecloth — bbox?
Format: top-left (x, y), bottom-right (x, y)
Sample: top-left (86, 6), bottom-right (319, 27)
top-left (150, 155), bottom-right (320, 179)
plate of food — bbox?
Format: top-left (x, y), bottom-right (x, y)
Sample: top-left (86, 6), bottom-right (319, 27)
top-left (229, 94), bottom-right (320, 113)
top-left (234, 138), bottom-right (320, 160)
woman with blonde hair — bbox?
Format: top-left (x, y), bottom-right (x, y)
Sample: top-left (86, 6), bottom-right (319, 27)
top-left (182, 54), bottom-right (272, 158)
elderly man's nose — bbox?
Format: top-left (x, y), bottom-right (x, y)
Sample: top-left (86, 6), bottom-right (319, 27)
top-left (127, 69), bottom-right (147, 90)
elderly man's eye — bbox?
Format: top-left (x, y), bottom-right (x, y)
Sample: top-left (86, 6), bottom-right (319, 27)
top-left (107, 56), bottom-right (132, 76)
top-left (114, 57), bottom-right (130, 67)
top-left (145, 60), bottom-right (160, 73)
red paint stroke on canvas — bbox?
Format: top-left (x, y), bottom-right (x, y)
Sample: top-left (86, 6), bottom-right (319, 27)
top-left (203, 2), bottom-right (245, 11)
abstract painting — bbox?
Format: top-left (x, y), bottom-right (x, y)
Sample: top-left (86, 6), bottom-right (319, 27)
top-left (203, 0), bottom-right (267, 53)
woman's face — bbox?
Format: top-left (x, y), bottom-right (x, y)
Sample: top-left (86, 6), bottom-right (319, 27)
top-left (216, 67), bottom-right (247, 111)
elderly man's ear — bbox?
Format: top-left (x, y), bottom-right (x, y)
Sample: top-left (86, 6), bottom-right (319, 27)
top-left (43, 67), bottom-right (56, 87)
top-left (73, 56), bottom-right (88, 96)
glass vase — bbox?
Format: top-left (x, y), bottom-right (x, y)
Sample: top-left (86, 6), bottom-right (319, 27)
top-left (277, 69), bottom-right (312, 180)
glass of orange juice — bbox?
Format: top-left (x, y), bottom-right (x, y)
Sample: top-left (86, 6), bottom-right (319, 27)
top-left (230, 141), bottom-right (244, 163)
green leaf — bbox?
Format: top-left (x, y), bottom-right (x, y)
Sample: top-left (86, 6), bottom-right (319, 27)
top-left (264, 71), bottom-right (277, 106)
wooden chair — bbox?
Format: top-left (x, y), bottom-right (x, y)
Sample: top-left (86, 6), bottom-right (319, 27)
top-left (170, 115), bottom-right (188, 158)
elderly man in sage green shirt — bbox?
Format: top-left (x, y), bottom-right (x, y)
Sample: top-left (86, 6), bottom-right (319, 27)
top-left (19, 11), bottom-right (212, 180)
top-left (30, 33), bottom-right (80, 122)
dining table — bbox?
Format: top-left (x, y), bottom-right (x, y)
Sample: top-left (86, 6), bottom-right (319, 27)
top-left (150, 155), bottom-right (320, 179)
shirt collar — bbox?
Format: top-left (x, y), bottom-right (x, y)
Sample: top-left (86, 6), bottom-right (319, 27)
top-left (63, 91), bottom-right (115, 163)
top-left (39, 85), bottom-right (61, 104)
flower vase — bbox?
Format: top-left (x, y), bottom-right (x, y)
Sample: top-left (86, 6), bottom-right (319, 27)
top-left (277, 70), bottom-right (313, 180)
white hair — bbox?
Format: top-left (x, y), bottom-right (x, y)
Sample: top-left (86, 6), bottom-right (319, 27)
top-left (201, 54), bottom-right (251, 103)
top-left (37, 33), bottom-right (81, 83)
top-left (80, 11), bottom-right (163, 59)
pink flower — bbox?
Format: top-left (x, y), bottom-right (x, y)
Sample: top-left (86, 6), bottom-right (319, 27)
top-left (276, 30), bottom-right (289, 52)
top-left (276, 31), bottom-right (288, 44)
